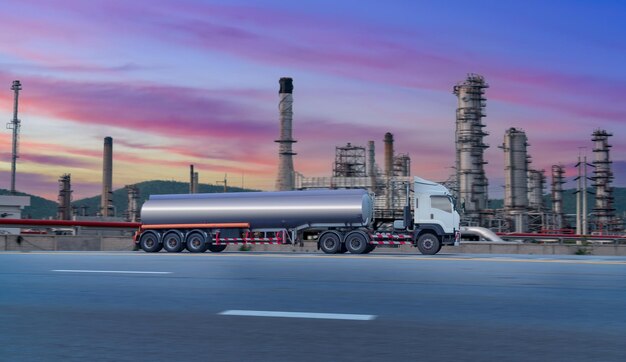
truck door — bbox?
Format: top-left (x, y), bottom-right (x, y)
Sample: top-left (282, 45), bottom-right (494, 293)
top-left (429, 195), bottom-right (454, 233)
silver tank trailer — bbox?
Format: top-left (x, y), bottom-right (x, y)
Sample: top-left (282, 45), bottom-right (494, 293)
top-left (141, 189), bottom-right (373, 230)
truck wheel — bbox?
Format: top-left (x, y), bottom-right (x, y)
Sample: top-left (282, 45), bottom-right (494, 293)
top-left (319, 231), bottom-right (341, 254)
top-left (363, 244), bottom-right (376, 254)
top-left (337, 243), bottom-right (348, 254)
top-left (208, 244), bottom-right (227, 253)
top-left (416, 233), bottom-right (441, 255)
top-left (345, 230), bottom-right (369, 254)
top-left (162, 231), bottom-right (184, 253)
top-left (139, 231), bottom-right (162, 252)
top-left (185, 231), bottom-right (207, 253)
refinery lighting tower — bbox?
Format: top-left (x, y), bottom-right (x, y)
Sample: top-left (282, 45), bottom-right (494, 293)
top-left (8, 80), bottom-right (22, 194)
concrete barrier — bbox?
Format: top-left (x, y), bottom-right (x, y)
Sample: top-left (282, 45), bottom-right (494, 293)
top-left (2, 235), bottom-right (626, 256)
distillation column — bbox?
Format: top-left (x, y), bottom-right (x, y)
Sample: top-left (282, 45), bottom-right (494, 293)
top-left (57, 174), bottom-right (72, 220)
top-left (503, 128), bottom-right (529, 232)
top-left (551, 165), bottom-right (565, 230)
top-left (453, 74), bottom-right (489, 225)
top-left (591, 129), bottom-right (616, 232)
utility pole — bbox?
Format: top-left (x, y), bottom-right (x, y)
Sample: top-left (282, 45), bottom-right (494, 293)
top-left (8, 80), bottom-right (22, 194)
top-left (216, 174), bottom-right (227, 193)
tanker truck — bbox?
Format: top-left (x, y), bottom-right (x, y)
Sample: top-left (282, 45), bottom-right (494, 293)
top-left (135, 176), bottom-right (460, 255)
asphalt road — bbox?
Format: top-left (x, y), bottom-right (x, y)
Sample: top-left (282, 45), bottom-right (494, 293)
top-left (1, 252), bottom-right (625, 361)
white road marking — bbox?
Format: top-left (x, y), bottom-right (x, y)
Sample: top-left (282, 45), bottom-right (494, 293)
top-left (52, 269), bottom-right (171, 274)
top-left (218, 310), bottom-right (376, 321)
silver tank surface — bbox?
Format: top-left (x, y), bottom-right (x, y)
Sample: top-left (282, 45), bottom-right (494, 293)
top-left (141, 189), bottom-right (373, 229)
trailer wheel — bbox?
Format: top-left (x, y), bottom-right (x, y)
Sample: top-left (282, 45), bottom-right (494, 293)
top-left (416, 233), bottom-right (441, 255)
top-left (345, 230), bottom-right (369, 254)
top-left (139, 231), bottom-right (162, 253)
top-left (185, 231), bottom-right (207, 253)
top-left (319, 231), bottom-right (341, 254)
top-left (208, 244), bottom-right (227, 253)
top-left (162, 231), bottom-right (184, 253)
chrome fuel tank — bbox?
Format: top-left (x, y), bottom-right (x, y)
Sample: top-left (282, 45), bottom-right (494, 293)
top-left (141, 189), bottom-right (373, 229)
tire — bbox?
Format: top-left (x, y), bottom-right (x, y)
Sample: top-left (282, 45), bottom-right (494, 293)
top-left (139, 231), bottom-right (162, 252)
top-left (416, 233), bottom-right (441, 255)
top-left (436, 242), bottom-right (443, 254)
top-left (207, 244), bottom-right (227, 253)
top-left (186, 231), bottom-right (207, 253)
top-left (337, 243), bottom-right (348, 254)
top-left (162, 230), bottom-right (184, 253)
top-left (344, 230), bottom-right (369, 254)
top-left (319, 231), bottom-right (341, 254)
top-left (363, 244), bottom-right (376, 254)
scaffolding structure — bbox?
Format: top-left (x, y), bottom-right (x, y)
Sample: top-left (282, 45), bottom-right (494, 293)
top-left (591, 129), bottom-right (619, 232)
top-left (57, 174), bottom-right (72, 220)
top-left (333, 143), bottom-right (366, 177)
top-left (393, 154), bottom-right (411, 177)
top-left (527, 169), bottom-right (545, 211)
top-left (453, 74), bottom-right (489, 226)
top-left (125, 185), bottom-right (140, 222)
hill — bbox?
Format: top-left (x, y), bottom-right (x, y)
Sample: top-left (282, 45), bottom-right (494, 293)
top-left (72, 180), bottom-right (256, 218)
top-left (1, 181), bottom-right (257, 219)
top-left (0, 189), bottom-right (59, 219)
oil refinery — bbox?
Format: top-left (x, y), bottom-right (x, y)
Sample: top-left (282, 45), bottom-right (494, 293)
top-left (1, 75), bottom-right (624, 238)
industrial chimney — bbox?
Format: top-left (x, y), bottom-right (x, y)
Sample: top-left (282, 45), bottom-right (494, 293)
top-left (189, 164), bottom-right (195, 193)
top-left (383, 132), bottom-right (394, 178)
top-left (189, 165), bottom-right (199, 194)
top-left (101, 137), bottom-right (114, 217)
top-left (275, 77), bottom-right (296, 191)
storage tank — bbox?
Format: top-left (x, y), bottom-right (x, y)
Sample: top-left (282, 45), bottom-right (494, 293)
top-left (141, 189), bottom-right (373, 229)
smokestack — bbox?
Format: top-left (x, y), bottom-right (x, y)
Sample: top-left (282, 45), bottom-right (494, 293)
top-left (193, 172), bottom-right (199, 192)
top-left (101, 137), bottom-right (113, 217)
top-left (384, 132), bottom-right (394, 177)
top-left (189, 164), bottom-right (195, 193)
top-left (275, 77), bottom-right (296, 191)
top-left (57, 174), bottom-right (72, 220)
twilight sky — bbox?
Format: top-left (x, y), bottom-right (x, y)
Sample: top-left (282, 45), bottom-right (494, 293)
top-left (0, 0), bottom-right (624, 200)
